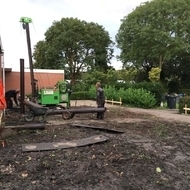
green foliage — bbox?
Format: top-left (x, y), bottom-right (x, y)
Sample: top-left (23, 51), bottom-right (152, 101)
top-left (70, 91), bottom-right (90, 100)
top-left (132, 81), bottom-right (166, 105)
top-left (180, 89), bottom-right (190, 96)
top-left (118, 68), bottom-right (137, 82)
top-left (161, 55), bottom-right (190, 91)
top-left (87, 85), bottom-right (97, 100)
top-left (148, 67), bottom-right (161, 82)
top-left (106, 69), bottom-right (119, 85)
top-left (81, 70), bottom-right (107, 89)
top-left (178, 96), bottom-right (190, 114)
top-left (113, 81), bottom-right (165, 105)
top-left (80, 68), bottom-right (138, 89)
top-left (71, 81), bottom-right (88, 92)
top-left (116, 0), bottom-right (190, 69)
top-left (87, 85), bottom-right (156, 108)
top-left (104, 86), bottom-right (118, 100)
top-left (120, 88), bottom-right (157, 108)
top-left (167, 80), bottom-right (180, 94)
top-left (33, 17), bottom-right (114, 85)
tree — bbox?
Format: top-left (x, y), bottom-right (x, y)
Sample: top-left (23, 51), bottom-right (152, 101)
top-left (33, 17), bottom-right (114, 85)
top-left (116, 0), bottom-right (190, 69)
top-left (148, 67), bottom-right (161, 82)
top-left (118, 68), bottom-right (137, 82)
top-left (160, 52), bottom-right (190, 90)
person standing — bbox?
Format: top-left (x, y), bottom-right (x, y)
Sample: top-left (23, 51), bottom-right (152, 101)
top-left (96, 82), bottom-right (105, 119)
top-left (5, 89), bottom-right (20, 110)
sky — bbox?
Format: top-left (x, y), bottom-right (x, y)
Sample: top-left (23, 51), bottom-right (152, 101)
top-left (0, 0), bottom-right (146, 71)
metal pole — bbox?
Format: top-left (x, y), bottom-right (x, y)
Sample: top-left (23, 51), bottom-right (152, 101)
top-left (25, 23), bottom-right (35, 99)
top-left (20, 59), bottom-right (25, 114)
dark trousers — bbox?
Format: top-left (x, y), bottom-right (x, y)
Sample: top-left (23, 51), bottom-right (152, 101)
top-left (6, 98), bottom-right (13, 110)
top-left (97, 103), bottom-right (105, 119)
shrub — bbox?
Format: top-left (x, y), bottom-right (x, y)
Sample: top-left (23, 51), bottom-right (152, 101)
top-left (132, 81), bottom-right (165, 106)
top-left (123, 88), bottom-right (157, 108)
top-left (86, 85), bottom-right (156, 108)
top-left (70, 91), bottom-right (90, 100)
top-left (87, 86), bottom-right (97, 100)
top-left (178, 96), bottom-right (190, 114)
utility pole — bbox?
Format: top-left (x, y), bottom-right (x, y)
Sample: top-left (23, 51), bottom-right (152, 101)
top-left (20, 17), bottom-right (36, 100)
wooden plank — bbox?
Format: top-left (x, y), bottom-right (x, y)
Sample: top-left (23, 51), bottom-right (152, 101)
top-left (70, 124), bottom-right (125, 133)
top-left (183, 108), bottom-right (190, 110)
top-left (22, 135), bottom-right (109, 152)
top-left (105, 97), bottom-right (122, 105)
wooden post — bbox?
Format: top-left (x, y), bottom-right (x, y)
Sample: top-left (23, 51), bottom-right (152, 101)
top-left (185, 104), bottom-right (187, 115)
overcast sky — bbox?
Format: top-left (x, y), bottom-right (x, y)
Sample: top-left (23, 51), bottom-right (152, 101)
top-left (0, 0), bottom-right (146, 70)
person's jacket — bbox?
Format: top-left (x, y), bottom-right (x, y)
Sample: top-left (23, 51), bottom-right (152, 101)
top-left (96, 87), bottom-right (105, 105)
top-left (5, 90), bottom-right (18, 106)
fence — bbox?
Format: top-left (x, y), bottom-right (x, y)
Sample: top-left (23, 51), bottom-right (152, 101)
top-left (105, 97), bottom-right (122, 106)
top-left (183, 104), bottom-right (190, 115)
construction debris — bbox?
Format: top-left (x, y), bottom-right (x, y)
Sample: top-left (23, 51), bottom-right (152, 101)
top-left (70, 124), bottom-right (125, 133)
top-left (22, 135), bottom-right (109, 152)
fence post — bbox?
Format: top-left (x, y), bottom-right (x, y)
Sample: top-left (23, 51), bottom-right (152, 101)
top-left (184, 104), bottom-right (187, 115)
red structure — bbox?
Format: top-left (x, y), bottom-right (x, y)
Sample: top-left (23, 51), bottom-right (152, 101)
top-left (5, 68), bottom-right (65, 95)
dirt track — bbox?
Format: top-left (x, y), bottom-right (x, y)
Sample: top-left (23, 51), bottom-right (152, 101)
top-left (71, 100), bottom-right (190, 124)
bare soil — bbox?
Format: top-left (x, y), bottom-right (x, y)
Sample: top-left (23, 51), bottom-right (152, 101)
top-left (0, 101), bottom-right (190, 190)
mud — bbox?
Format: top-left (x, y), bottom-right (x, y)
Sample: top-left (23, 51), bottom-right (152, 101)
top-left (0, 105), bottom-right (190, 190)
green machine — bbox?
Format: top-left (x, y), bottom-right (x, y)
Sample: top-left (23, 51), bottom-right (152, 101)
top-left (38, 81), bottom-right (71, 108)
top-left (20, 17), bottom-right (71, 109)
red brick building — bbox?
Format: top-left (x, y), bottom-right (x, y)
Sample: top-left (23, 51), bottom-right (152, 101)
top-left (5, 68), bottom-right (65, 94)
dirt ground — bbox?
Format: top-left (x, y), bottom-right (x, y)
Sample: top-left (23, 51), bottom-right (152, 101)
top-left (0, 101), bottom-right (190, 190)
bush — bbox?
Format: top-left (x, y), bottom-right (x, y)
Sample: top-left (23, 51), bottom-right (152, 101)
top-left (110, 81), bottom-right (165, 105)
top-left (87, 86), bottom-right (97, 100)
top-left (178, 96), bottom-right (190, 114)
top-left (132, 81), bottom-right (165, 106)
top-left (70, 91), bottom-right (91, 100)
top-left (123, 88), bottom-right (156, 108)
top-left (87, 85), bottom-right (156, 108)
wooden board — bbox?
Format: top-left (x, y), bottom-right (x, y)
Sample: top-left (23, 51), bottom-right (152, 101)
top-left (70, 124), bottom-right (125, 133)
top-left (22, 135), bottom-right (109, 152)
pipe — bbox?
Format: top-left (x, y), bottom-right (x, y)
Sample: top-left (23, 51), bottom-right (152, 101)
top-left (23, 100), bottom-right (106, 116)
top-left (23, 99), bottom-right (47, 109)
top-left (5, 123), bottom-right (45, 130)
top-left (48, 107), bottom-right (106, 115)
top-left (20, 59), bottom-right (25, 114)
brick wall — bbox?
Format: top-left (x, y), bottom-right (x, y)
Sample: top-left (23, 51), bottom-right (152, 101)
top-left (5, 69), bottom-right (64, 94)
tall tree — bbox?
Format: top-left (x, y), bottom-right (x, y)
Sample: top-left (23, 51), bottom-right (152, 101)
top-left (116, 0), bottom-right (190, 69)
top-left (161, 52), bottom-right (190, 89)
top-left (33, 17), bottom-right (114, 85)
